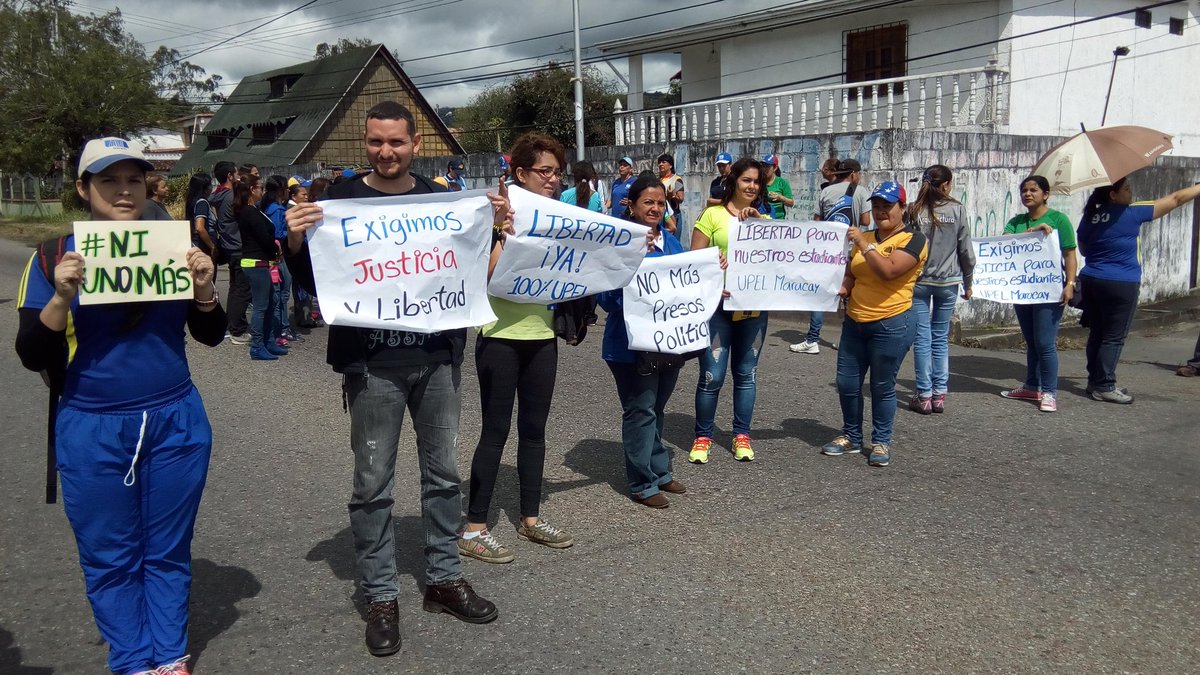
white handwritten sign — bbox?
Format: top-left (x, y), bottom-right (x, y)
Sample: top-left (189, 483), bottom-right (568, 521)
top-left (74, 220), bottom-right (193, 305)
top-left (623, 248), bottom-right (723, 354)
top-left (724, 219), bottom-right (849, 311)
top-left (488, 186), bottom-right (649, 303)
top-left (307, 190), bottom-right (497, 331)
top-left (972, 231), bottom-right (1063, 304)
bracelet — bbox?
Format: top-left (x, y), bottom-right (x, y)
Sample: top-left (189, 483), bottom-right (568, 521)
top-left (194, 281), bottom-right (219, 307)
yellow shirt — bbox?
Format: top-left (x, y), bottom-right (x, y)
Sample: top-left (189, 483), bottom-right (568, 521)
top-left (693, 205), bottom-right (737, 256)
top-left (847, 227), bottom-right (929, 323)
top-left (481, 297), bottom-right (554, 340)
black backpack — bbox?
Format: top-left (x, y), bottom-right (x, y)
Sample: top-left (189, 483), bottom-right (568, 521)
top-left (824, 183), bottom-right (859, 226)
top-left (32, 236), bottom-right (69, 504)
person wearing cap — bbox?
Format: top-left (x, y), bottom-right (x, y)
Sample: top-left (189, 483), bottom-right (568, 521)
top-left (609, 156), bottom-right (636, 218)
top-left (790, 157), bottom-right (873, 355)
top-left (706, 152), bottom-right (733, 206)
top-left (499, 154), bottom-right (512, 184)
top-left (15, 137), bottom-right (225, 675)
top-left (761, 154), bottom-right (794, 219)
top-left (657, 153), bottom-right (685, 232)
top-left (820, 181), bottom-right (927, 469)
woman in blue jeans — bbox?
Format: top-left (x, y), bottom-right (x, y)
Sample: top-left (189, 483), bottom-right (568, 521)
top-left (1075, 177), bottom-right (1200, 403)
top-left (598, 175), bottom-right (689, 508)
top-left (689, 157), bottom-right (768, 463)
top-left (261, 175), bottom-right (300, 346)
top-left (999, 175), bottom-right (1077, 412)
top-left (821, 182), bottom-right (928, 467)
top-left (908, 164), bottom-right (975, 414)
top-left (234, 176), bottom-right (287, 361)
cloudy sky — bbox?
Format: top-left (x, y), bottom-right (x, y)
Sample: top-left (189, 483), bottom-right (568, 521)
top-left (77, 0), bottom-right (783, 107)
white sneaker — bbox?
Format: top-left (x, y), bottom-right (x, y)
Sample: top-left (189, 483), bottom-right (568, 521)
top-left (789, 340), bottom-right (820, 354)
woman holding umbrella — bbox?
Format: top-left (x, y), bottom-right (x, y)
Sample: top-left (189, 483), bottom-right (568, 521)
top-left (1076, 178), bottom-right (1200, 403)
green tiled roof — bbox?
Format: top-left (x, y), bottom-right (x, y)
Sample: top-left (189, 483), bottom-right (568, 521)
top-left (171, 45), bottom-right (460, 175)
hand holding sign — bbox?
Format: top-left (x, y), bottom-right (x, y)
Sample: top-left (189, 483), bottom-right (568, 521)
top-left (623, 248), bottom-right (723, 354)
top-left (724, 219), bottom-right (849, 312)
top-left (74, 220), bottom-right (194, 305)
top-left (53, 251), bottom-right (85, 301)
top-left (488, 186), bottom-right (649, 304)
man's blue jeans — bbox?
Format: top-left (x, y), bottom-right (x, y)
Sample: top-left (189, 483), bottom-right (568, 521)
top-left (836, 310), bottom-right (916, 446)
top-left (608, 361), bottom-right (679, 499)
top-left (806, 312), bottom-right (824, 342)
top-left (694, 310), bottom-right (768, 438)
top-left (343, 363), bottom-right (463, 598)
top-left (1013, 301), bottom-right (1065, 395)
top-left (911, 283), bottom-right (959, 397)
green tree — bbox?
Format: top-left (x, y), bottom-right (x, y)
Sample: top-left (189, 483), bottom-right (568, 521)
top-left (314, 38), bottom-right (375, 59)
top-left (0, 0), bottom-right (220, 175)
top-left (454, 63), bottom-right (625, 153)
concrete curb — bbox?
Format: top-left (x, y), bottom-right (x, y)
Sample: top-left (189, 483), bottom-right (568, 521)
top-left (958, 290), bottom-right (1200, 351)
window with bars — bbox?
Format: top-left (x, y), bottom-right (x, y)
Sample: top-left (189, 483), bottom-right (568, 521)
top-left (845, 23), bottom-right (908, 99)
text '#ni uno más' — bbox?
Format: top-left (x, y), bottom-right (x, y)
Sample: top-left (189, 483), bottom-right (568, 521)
top-left (339, 212), bottom-right (464, 247)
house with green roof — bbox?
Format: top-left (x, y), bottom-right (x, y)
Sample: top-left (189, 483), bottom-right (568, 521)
top-left (171, 44), bottom-right (462, 175)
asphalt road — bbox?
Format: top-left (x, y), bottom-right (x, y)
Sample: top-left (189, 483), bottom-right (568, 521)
top-left (1, 236), bottom-right (1197, 674)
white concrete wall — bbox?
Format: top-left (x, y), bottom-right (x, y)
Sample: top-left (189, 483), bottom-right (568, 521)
top-left (1006, 0), bottom-right (1200, 155)
top-left (707, 0), bottom-right (1003, 98)
top-left (679, 44), bottom-right (722, 102)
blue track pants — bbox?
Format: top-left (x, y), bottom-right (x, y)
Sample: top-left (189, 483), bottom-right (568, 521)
top-left (56, 387), bottom-right (211, 675)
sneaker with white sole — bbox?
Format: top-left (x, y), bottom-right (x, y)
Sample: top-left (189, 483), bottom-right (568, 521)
top-left (789, 340), bottom-right (820, 354)
top-left (868, 443), bottom-right (891, 467)
top-left (689, 437), bottom-right (712, 464)
top-left (517, 519), bottom-right (574, 548)
top-left (999, 386), bottom-right (1039, 401)
top-left (458, 529), bottom-right (515, 564)
top-left (1039, 393), bottom-right (1057, 413)
top-left (1090, 387), bottom-right (1134, 404)
top-left (821, 435), bottom-right (862, 456)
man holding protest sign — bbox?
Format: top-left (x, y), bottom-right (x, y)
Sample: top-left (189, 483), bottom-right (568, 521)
top-left (16, 137), bottom-right (225, 675)
top-left (285, 101), bottom-right (501, 658)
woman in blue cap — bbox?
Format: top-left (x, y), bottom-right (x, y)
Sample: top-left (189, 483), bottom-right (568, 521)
top-left (821, 181), bottom-right (928, 468)
top-left (15, 137), bottom-right (226, 674)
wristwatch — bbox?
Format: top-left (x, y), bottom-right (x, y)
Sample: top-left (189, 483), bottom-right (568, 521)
top-left (864, 243), bottom-right (878, 254)
top-left (195, 281), bottom-right (220, 307)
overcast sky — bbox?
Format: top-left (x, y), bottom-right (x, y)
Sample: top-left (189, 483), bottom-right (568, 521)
top-left (77, 0), bottom-right (783, 107)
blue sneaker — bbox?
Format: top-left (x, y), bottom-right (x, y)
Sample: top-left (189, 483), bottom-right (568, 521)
top-left (249, 346), bottom-right (278, 360)
top-left (266, 341), bottom-right (289, 356)
top-left (821, 435), bottom-right (862, 456)
top-left (868, 443), bottom-right (891, 467)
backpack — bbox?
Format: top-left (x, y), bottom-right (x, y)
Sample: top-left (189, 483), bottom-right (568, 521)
top-left (33, 236), bottom-right (70, 504)
top-left (824, 182), bottom-right (859, 226)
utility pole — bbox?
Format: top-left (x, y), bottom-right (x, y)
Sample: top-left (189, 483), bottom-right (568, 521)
top-left (572, 0), bottom-right (585, 159)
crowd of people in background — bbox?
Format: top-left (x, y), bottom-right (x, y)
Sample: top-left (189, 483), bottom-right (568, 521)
top-left (17, 98), bottom-right (1200, 673)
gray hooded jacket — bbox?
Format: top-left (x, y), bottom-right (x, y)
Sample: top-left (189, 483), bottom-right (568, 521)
top-left (910, 200), bottom-right (975, 290)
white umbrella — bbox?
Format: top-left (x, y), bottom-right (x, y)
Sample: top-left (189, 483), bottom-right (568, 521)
top-left (1032, 125), bottom-right (1173, 194)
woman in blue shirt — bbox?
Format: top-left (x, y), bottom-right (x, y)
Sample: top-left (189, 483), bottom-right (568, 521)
top-left (15, 137), bottom-right (225, 675)
top-left (1077, 177), bottom-right (1200, 403)
top-left (597, 175), bottom-right (688, 508)
top-left (560, 160), bottom-right (603, 212)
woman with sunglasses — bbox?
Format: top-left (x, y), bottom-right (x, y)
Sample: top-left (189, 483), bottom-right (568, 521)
top-left (460, 132), bottom-right (574, 565)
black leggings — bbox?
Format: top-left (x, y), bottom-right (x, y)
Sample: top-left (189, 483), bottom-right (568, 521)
top-left (467, 336), bottom-right (558, 523)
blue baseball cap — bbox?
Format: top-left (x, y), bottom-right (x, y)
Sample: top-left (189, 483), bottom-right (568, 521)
top-left (870, 181), bottom-right (907, 204)
top-left (619, 156), bottom-right (634, 166)
top-left (761, 153), bottom-right (779, 167)
top-left (716, 152), bottom-right (732, 165)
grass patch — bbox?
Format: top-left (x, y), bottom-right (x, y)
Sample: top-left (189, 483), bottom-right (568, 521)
top-left (0, 212), bottom-right (84, 245)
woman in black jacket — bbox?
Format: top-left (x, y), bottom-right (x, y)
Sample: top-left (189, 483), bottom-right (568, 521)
top-left (235, 176), bottom-right (287, 360)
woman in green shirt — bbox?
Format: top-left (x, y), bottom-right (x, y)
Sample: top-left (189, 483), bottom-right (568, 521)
top-left (998, 175), bottom-right (1078, 413)
top-left (460, 132), bottom-right (574, 564)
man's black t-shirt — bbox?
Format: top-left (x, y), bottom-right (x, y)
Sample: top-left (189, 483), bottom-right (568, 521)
top-left (287, 173), bottom-right (464, 372)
